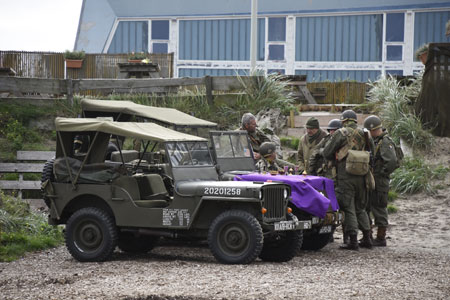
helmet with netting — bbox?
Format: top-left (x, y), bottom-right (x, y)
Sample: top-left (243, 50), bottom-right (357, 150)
top-left (364, 115), bottom-right (382, 131)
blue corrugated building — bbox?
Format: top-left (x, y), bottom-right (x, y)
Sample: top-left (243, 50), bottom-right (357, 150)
top-left (74, 0), bottom-right (450, 81)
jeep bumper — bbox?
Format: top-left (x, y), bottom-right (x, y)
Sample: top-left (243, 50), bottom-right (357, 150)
top-left (311, 211), bottom-right (343, 227)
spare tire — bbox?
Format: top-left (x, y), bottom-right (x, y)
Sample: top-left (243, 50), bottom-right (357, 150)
top-left (41, 158), bottom-right (55, 208)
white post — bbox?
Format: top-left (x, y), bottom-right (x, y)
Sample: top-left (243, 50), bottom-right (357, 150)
top-left (250, 0), bottom-right (258, 72)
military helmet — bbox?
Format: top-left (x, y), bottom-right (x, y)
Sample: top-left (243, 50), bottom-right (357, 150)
top-left (327, 119), bottom-right (342, 130)
top-left (340, 110), bottom-right (357, 122)
top-left (259, 142), bottom-right (276, 158)
top-left (364, 115), bottom-right (382, 131)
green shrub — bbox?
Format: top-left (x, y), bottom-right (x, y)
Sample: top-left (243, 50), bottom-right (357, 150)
top-left (366, 74), bottom-right (433, 151)
top-left (390, 157), bottom-right (450, 194)
top-left (64, 50), bottom-right (86, 60)
top-left (387, 204), bottom-right (398, 214)
top-left (0, 193), bottom-right (63, 262)
top-left (280, 136), bottom-right (300, 150)
top-left (387, 190), bottom-right (398, 202)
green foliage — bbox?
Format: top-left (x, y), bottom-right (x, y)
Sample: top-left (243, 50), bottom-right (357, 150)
top-left (366, 74), bottom-right (434, 150)
top-left (387, 190), bottom-right (398, 203)
top-left (0, 119), bottom-right (42, 152)
top-left (387, 204), bottom-right (398, 214)
top-left (390, 157), bottom-right (450, 194)
top-left (64, 50), bottom-right (85, 60)
top-left (280, 136), bottom-right (300, 150)
top-left (128, 52), bottom-right (147, 60)
top-left (0, 193), bottom-right (63, 262)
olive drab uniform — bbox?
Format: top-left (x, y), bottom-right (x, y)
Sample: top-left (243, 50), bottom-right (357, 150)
top-left (308, 134), bottom-right (336, 180)
top-left (240, 127), bottom-right (271, 155)
top-left (297, 129), bottom-right (328, 173)
top-left (370, 131), bottom-right (398, 228)
top-left (255, 158), bottom-right (283, 173)
top-left (322, 123), bottom-right (371, 238)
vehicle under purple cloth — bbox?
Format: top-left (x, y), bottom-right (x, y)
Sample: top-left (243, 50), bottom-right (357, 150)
top-left (234, 173), bottom-right (338, 218)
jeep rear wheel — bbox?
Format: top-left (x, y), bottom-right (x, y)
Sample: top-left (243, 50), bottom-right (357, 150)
top-left (65, 207), bottom-right (118, 262)
top-left (208, 210), bottom-right (263, 264)
top-left (118, 231), bottom-right (159, 253)
top-left (259, 230), bottom-right (303, 262)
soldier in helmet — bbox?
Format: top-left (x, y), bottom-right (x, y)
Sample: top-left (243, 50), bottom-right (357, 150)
top-left (308, 119), bottom-right (342, 179)
top-left (239, 113), bottom-right (271, 160)
top-left (255, 142), bottom-right (283, 173)
top-left (297, 117), bottom-right (328, 174)
top-left (322, 110), bottom-right (373, 250)
top-left (364, 115), bottom-right (399, 247)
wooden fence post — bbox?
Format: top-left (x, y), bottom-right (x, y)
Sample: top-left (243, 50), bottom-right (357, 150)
top-left (204, 75), bottom-right (213, 106)
top-left (67, 78), bottom-right (73, 106)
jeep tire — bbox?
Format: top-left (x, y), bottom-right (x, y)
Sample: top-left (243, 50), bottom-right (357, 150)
top-left (301, 227), bottom-right (335, 251)
top-left (65, 207), bottom-right (118, 262)
top-left (41, 159), bottom-right (55, 208)
top-left (118, 231), bottom-right (159, 253)
top-left (208, 210), bottom-right (263, 264)
top-left (258, 230), bottom-right (303, 262)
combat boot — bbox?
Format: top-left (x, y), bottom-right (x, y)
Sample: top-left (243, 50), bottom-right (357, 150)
top-left (359, 230), bottom-right (373, 249)
top-left (340, 233), bottom-right (358, 250)
top-left (373, 227), bottom-right (387, 247)
top-left (343, 232), bottom-right (349, 244)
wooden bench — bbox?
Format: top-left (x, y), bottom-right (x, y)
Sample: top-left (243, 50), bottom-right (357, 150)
top-left (0, 150), bottom-right (55, 208)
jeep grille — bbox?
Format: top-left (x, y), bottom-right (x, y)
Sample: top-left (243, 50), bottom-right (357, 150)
top-left (262, 186), bottom-right (286, 221)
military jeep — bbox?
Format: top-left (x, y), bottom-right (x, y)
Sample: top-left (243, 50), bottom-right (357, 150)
top-left (43, 117), bottom-right (309, 264)
top-left (209, 130), bottom-right (342, 251)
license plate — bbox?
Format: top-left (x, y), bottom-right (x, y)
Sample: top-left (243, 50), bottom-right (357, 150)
top-left (319, 225), bottom-right (332, 234)
top-left (274, 221), bottom-right (296, 231)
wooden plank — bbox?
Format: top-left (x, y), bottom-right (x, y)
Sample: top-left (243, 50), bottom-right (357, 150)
top-left (74, 77), bottom-right (205, 91)
top-left (299, 85), bottom-right (317, 104)
top-left (0, 163), bottom-right (45, 172)
top-left (0, 77), bottom-right (67, 94)
top-left (0, 180), bottom-right (41, 190)
top-left (211, 76), bottom-right (257, 91)
top-left (17, 151), bottom-right (55, 161)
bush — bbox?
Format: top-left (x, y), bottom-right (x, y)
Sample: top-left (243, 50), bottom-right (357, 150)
top-left (280, 136), bottom-right (300, 150)
top-left (64, 50), bottom-right (85, 60)
top-left (0, 193), bottom-right (63, 262)
top-left (387, 204), bottom-right (398, 214)
top-left (390, 157), bottom-right (450, 194)
top-left (387, 190), bottom-right (398, 202)
top-left (366, 74), bottom-right (434, 150)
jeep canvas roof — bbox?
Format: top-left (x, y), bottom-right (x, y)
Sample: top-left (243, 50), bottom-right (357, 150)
top-left (55, 117), bottom-right (207, 142)
top-left (81, 99), bottom-right (217, 128)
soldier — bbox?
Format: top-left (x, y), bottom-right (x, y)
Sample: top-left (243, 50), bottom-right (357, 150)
top-left (322, 110), bottom-right (373, 250)
top-left (364, 115), bottom-right (398, 247)
top-left (239, 113), bottom-right (270, 160)
top-left (297, 117), bottom-right (328, 174)
top-left (308, 119), bottom-right (342, 179)
top-left (255, 142), bottom-right (283, 173)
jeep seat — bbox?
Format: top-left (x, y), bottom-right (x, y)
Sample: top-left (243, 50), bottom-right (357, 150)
top-left (133, 174), bottom-right (170, 208)
top-left (110, 150), bottom-right (139, 163)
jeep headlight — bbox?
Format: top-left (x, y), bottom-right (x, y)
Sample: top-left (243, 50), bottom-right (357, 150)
top-left (284, 188), bottom-right (289, 199)
top-left (259, 190), bottom-right (263, 200)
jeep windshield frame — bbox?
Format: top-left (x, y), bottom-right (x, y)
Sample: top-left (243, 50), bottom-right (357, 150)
top-left (166, 141), bottom-right (213, 167)
top-left (210, 131), bottom-right (256, 173)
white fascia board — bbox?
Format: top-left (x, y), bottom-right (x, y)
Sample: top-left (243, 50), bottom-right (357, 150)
top-left (103, 18), bottom-right (119, 53)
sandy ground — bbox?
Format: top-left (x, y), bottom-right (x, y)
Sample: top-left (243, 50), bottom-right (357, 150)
top-left (1, 138), bottom-right (449, 300)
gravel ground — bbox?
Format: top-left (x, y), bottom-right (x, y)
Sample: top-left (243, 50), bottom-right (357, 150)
top-left (1, 191), bottom-right (450, 300)
top-left (2, 138), bottom-right (449, 300)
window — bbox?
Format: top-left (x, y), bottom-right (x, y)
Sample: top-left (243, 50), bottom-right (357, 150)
top-left (166, 142), bottom-right (213, 167)
top-left (151, 20), bottom-right (169, 54)
top-left (268, 45), bottom-right (284, 60)
top-left (268, 18), bottom-right (286, 41)
top-left (386, 45), bottom-right (402, 61)
top-left (386, 13), bottom-right (404, 42)
top-left (267, 17), bottom-right (286, 61)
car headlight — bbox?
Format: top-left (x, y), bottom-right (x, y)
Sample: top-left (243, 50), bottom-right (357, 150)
top-left (284, 188), bottom-right (289, 199)
top-left (259, 190), bottom-right (263, 200)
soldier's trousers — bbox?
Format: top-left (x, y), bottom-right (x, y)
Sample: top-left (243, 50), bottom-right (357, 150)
top-left (335, 176), bottom-right (370, 235)
top-left (368, 190), bottom-right (389, 227)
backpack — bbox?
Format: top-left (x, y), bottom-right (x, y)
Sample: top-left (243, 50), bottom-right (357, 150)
top-left (336, 127), bottom-right (370, 176)
top-left (375, 136), bottom-right (404, 170)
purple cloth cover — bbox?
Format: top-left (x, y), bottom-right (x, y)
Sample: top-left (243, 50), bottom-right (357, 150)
top-left (234, 173), bottom-right (338, 218)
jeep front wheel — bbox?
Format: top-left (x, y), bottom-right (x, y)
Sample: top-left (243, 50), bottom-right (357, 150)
top-left (208, 210), bottom-right (263, 264)
top-left (65, 207), bottom-right (118, 262)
